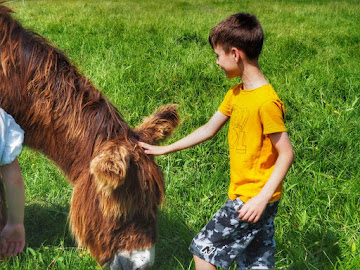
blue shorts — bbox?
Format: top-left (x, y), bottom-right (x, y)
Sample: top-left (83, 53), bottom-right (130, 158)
top-left (189, 198), bottom-right (279, 269)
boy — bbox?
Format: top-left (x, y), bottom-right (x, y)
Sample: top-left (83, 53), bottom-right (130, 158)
top-left (139, 13), bottom-right (294, 269)
top-left (0, 108), bottom-right (25, 258)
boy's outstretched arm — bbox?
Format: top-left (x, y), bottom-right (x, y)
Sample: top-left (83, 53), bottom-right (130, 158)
top-left (138, 110), bottom-right (229, 155)
top-left (0, 158), bottom-right (25, 257)
top-left (238, 131), bottom-right (294, 223)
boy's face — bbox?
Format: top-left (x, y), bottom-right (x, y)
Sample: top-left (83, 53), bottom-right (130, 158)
top-left (214, 45), bottom-right (241, 79)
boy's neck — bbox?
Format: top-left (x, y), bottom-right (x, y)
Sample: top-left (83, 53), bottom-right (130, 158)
top-left (239, 61), bottom-right (268, 90)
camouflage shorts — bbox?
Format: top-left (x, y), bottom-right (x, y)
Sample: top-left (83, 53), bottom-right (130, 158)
top-left (189, 198), bottom-right (279, 269)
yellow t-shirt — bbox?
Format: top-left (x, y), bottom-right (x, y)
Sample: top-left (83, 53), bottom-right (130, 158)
top-left (218, 84), bottom-right (286, 203)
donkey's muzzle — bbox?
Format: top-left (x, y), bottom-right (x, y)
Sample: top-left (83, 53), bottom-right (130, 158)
top-left (104, 246), bottom-right (155, 270)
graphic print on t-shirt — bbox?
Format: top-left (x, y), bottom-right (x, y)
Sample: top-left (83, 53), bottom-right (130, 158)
top-left (228, 105), bottom-right (249, 154)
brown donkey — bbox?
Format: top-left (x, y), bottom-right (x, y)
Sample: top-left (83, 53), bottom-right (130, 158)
top-left (0, 3), bottom-right (179, 269)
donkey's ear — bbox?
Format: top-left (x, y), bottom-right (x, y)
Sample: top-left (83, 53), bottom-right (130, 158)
top-left (134, 104), bottom-right (180, 145)
top-left (90, 140), bottom-right (130, 190)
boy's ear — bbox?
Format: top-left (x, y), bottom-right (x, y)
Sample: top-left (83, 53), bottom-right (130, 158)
top-left (231, 47), bottom-right (242, 63)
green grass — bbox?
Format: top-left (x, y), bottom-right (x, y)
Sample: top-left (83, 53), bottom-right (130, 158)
top-left (1, 0), bottom-right (359, 269)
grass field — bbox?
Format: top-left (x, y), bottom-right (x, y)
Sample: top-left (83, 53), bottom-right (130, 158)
top-left (1, 0), bottom-right (360, 269)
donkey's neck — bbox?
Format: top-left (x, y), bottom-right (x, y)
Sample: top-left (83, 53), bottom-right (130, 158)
top-left (13, 92), bottom-right (131, 184)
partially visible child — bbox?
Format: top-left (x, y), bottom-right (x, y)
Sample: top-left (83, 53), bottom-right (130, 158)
top-left (139, 13), bottom-right (294, 269)
top-left (0, 108), bottom-right (25, 257)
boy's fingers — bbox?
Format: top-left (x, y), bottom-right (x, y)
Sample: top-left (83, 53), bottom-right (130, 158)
top-left (0, 236), bottom-right (25, 257)
top-left (238, 205), bottom-right (250, 217)
top-left (20, 240), bottom-right (25, 252)
top-left (12, 242), bottom-right (19, 257)
top-left (238, 208), bottom-right (246, 219)
top-left (239, 210), bottom-right (251, 221)
top-left (138, 142), bottom-right (154, 153)
top-left (6, 241), bottom-right (15, 257)
top-left (239, 207), bottom-right (258, 222)
top-left (1, 238), bottom-right (9, 255)
top-left (1, 241), bottom-right (7, 255)
top-left (138, 141), bottom-right (148, 148)
top-left (137, 142), bottom-right (144, 148)
top-left (15, 242), bottom-right (23, 256)
top-left (248, 213), bottom-right (258, 223)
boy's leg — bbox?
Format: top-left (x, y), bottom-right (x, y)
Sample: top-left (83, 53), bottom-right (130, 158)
top-left (236, 201), bottom-right (279, 270)
top-left (194, 255), bottom-right (217, 270)
top-left (189, 198), bottom-right (259, 269)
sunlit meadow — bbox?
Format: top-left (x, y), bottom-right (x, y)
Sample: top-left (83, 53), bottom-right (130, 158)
top-left (1, 0), bottom-right (359, 269)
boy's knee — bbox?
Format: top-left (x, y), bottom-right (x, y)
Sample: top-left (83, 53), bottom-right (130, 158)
top-left (193, 254), bottom-right (217, 270)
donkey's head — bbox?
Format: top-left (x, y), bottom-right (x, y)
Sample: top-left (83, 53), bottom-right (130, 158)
top-left (70, 105), bottom-right (179, 270)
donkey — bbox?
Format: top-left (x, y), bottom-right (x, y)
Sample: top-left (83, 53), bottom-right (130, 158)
top-left (0, 3), bottom-right (179, 269)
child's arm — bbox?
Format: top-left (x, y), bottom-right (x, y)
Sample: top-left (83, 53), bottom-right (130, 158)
top-left (138, 110), bottom-right (229, 155)
top-left (238, 131), bottom-right (294, 223)
top-left (0, 158), bottom-right (25, 257)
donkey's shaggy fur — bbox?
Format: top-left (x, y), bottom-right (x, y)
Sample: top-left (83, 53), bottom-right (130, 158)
top-left (0, 3), bottom-right (179, 266)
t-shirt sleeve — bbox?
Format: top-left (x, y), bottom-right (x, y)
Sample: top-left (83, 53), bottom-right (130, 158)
top-left (218, 89), bottom-right (233, 116)
top-left (259, 99), bottom-right (286, 135)
top-left (0, 108), bottom-right (24, 165)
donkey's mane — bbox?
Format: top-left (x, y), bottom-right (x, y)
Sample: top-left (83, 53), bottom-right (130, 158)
top-left (0, 3), bottom-right (134, 173)
top-left (0, 3), bottom-right (128, 135)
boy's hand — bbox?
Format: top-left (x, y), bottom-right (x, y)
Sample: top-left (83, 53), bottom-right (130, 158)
top-left (0, 223), bottom-right (25, 257)
top-left (238, 195), bottom-right (268, 223)
top-left (138, 142), bottom-right (169, 155)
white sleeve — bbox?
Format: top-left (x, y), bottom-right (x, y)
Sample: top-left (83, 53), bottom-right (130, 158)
top-left (0, 108), bottom-right (24, 165)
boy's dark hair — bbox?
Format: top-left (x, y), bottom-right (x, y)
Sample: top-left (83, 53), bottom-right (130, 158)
top-left (209, 13), bottom-right (264, 60)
